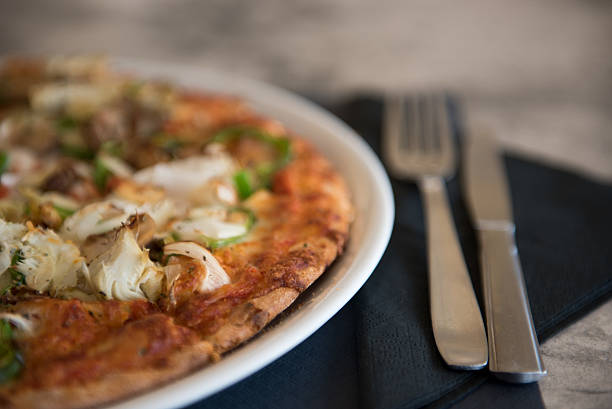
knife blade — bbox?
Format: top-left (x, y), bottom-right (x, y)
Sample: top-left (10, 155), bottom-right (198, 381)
top-left (463, 130), bottom-right (547, 383)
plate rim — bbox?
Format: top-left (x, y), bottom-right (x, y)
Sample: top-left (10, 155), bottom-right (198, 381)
top-left (86, 57), bottom-right (395, 409)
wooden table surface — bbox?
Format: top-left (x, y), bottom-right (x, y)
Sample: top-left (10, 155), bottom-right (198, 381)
top-left (1, 1), bottom-right (610, 408)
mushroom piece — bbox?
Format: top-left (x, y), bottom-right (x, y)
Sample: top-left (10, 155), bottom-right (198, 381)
top-left (36, 202), bottom-right (63, 229)
top-left (40, 162), bottom-right (80, 194)
top-left (81, 213), bottom-right (156, 262)
top-left (40, 160), bottom-right (99, 202)
top-left (163, 241), bottom-right (230, 294)
top-left (86, 99), bottom-right (165, 150)
top-left (86, 104), bottom-right (131, 150)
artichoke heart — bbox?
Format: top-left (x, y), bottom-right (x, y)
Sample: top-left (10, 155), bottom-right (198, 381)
top-left (19, 228), bottom-right (89, 296)
top-left (0, 220), bottom-right (28, 274)
top-left (86, 227), bottom-right (163, 301)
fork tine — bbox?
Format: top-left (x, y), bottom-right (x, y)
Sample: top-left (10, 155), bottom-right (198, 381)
top-left (383, 95), bottom-right (400, 145)
top-left (383, 92), bottom-right (456, 179)
top-left (421, 94), bottom-right (436, 153)
top-left (435, 94), bottom-right (454, 165)
top-left (402, 94), bottom-right (419, 153)
top-left (383, 94), bottom-right (404, 170)
top-left (435, 94), bottom-right (445, 152)
top-left (416, 94), bottom-right (426, 151)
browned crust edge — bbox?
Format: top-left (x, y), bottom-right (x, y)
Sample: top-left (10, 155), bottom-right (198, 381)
top-left (206, 236), bottom-right (342, 353)
top-left (1, 341), bottom-right (217, 409)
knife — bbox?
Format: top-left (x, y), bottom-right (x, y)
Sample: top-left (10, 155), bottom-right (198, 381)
top-left (463, 130), bottom-right (546, 383)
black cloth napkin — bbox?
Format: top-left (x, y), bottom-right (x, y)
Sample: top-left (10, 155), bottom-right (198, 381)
top-left (188, 96), bottom-right (612, 409)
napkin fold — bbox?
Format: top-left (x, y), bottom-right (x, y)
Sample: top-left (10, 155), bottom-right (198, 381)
top-left (190, 96), bottom-right (612, 409)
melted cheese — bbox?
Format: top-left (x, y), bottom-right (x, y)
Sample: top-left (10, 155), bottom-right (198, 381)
top-left (133, 154), bottom-right (235, 199)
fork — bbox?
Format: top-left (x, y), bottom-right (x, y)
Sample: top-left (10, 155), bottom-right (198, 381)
top-left (383, 94), bottom-right (488, 370)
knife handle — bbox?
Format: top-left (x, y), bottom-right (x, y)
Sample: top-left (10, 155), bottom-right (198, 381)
top-left (478, 226), bottom-right (546, 383)
top-left (420, 176), bottom-right (488, 370)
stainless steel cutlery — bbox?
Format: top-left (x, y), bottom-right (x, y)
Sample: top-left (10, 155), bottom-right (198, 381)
top-left (383, 94), bottom-right (545, 381)
top-left (383, 94), bottom-right (488, 370)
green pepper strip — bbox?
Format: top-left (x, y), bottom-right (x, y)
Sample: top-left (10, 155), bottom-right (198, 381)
top-left (0, 320), bottom-right (23, 384)
top-left (100, 140), bottom-right (124, 157)
top-left (172, 207), bottom-right (256, 250)
top-left (10, 249), bottom-right (23, 268)
top-left (93, 157), bottom-right (112, 192)
top-left (0, 151), bottom-right (9, 179)
top-left (53, 204), bottom-right (76, 220)
top-left (233, 170), bottom-right (253, 200)
top-left (9, 249), bottom-right (25, 285)
top-left (56, 116), bottom-right (96, 159)
top-left (56, 116), bottom-right (79, 131)
top-left (211, 126), bottom-right (292, 196)
top-left (2, 249), bottom-right (25, 294)
top-left (6, 267), bottom-right (25, 287)
top-left (201, 207), bottom-right (256, 250)
top-left (212, 125), bottom-right (291, 165)
top-left (60, 144), bottom-right (95, 160)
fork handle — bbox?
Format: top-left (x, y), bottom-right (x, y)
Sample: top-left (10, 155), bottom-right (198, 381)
top-left (420, 175), bottom-right (488, 370)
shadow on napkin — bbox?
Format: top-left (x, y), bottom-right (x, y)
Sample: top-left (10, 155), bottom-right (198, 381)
top-left (189, 96), bottom-right (612, 409)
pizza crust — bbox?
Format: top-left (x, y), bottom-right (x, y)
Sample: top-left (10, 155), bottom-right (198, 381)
top-left (1, 341), bottom-right (217, 409)
top-left (205, 287), bottom-right (299, 352)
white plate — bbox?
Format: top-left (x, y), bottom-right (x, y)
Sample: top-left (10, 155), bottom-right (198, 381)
top-left (106, 58), bottom-right (395, 409)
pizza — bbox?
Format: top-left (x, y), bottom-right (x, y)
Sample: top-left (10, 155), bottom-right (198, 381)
top-left (0, 57), bottom-right (352, 408)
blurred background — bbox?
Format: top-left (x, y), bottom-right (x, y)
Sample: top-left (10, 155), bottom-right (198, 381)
top-left (0, 1), bottom-right (611, 408)
top-left (1, 0), bottom-right (611, 180)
